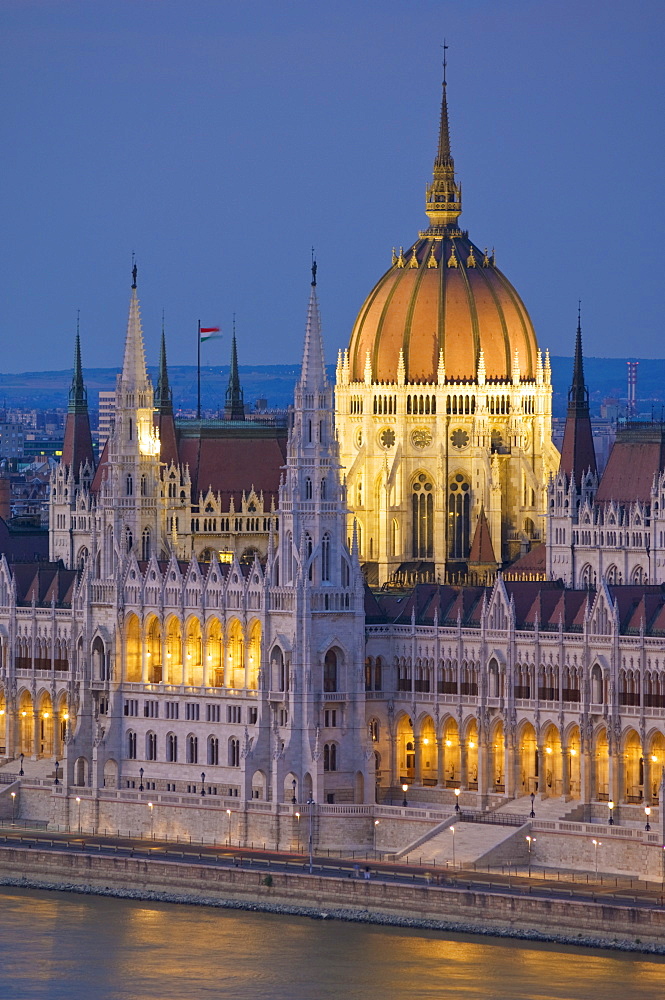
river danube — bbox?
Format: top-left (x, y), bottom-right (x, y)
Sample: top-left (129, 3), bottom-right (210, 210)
top-left (0, 887), bottom-right (662, 999)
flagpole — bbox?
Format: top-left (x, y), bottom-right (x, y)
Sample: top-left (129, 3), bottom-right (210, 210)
top-left (197, 319), bottom-right (201, 420)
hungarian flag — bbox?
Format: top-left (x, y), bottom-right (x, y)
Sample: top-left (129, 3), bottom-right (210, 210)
top-left (200, 326), bottom-right (221, 343)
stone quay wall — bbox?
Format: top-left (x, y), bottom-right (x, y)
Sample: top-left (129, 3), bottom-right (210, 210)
top-left (0, 845), bottom-right (664, 952)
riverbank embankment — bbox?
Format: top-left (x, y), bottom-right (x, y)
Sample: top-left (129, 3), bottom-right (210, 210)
top-left (0, 844), bottom-right (664, 955)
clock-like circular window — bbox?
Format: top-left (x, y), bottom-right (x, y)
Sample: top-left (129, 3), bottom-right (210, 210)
top-left (450, 428), bottom-right (469, 449)
top-left (411, 428), bottom-right (432, 449)
top-left (379, 427), bottom-right (396, 449)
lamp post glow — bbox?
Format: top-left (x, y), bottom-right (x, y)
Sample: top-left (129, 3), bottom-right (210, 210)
top-left (148, 801), bottom-right (154, 839)
top-left (450, 825), bottom-right (456, 868)
top-left (608, 800), bottom-right (614, 826)
top-left (373, 819), bottom-right (380, 857)
top-left (645, 806), bottom-right (651, 831)
top-left (307, 796), bottom-right (314, 874)
top-left (76, 795), bottom-right (81, 833)
top-left (454, 787), bottom-right (461, 813)
top-left (526, 834), bottom-right (536, 876)
top-left (10, 791), bottom-right (15, 825)
top-left (402, 784), bottom-right (408, 807)
top-left (226, 808), bottom-right (232, 845)
top-left (592, 838), bottom-right (601, 876)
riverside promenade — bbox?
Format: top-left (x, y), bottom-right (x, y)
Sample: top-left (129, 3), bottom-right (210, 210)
top-left (1, 824), bottom-right (664, 954)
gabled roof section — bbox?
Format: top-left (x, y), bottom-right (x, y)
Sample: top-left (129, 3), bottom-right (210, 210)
top-left (596, 424), bottom-right (665, 504)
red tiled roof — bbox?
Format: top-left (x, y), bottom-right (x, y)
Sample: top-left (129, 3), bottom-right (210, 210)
top-left (596, 434), bottom-right (665, 504)
top-left (180, 434), bottom-right (287, 506)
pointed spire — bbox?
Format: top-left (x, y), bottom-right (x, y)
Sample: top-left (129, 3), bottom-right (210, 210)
top-left (68, 317), bottom-right (87, 414)
top-left (121, 262), bottom-right (149, 390)
top-left (425, 44), bottom-right (462, 231)
top-left (155, 317), bottom-right (173, 415)
top-left (224, 316), bottom-right (245, 420)
top-left (298, 255), bottom-right (327, 392)
top-left (559, 305), bottom-right (597, 482)
top-left (570, 302), bottom-right (587, 408)
top-left (62, 317), bottom-right (94, 476)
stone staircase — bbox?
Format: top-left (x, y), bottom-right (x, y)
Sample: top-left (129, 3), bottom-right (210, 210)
top-left (493, 795), bottom-right (579, 823)
top-left (0, 756), bottom-right (58, 781)
top-left (400, 820), bottom-right (525, 867)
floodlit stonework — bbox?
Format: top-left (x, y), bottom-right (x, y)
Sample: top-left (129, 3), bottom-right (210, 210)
top-left (1, 73), bottom-right (664, 864)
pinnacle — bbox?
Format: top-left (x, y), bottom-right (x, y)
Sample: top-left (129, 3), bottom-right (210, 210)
top-left (121, 285), bottom-right (149, 390)
top-left (299, 275), bottom-right (327, 392)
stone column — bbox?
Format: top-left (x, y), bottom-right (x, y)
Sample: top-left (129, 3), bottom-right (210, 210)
top-left (643, 754), bottom-right (653, 805)
top-left (413, 736), bottom-right (423, 785)
top-left (32, 709), bottom-right (40, 760)
top-left (460, 741), bottom-right (469, 789)
top-left (580, 747), bottom-right (592, 806)
top-left (504, 739), bottom-right (516, 798)
top-left (561, 745), bottom-right (571, 800)
top-left (436, 736), bottom-right (445, 788)
top-left (202, 634), bottom-right (209, 689)
top-left (141, 626), bottom-right (148, 684)
top-left (537, 745), bottom-right (546, 797)
top-left (477, 739), bottom-right (489, 801)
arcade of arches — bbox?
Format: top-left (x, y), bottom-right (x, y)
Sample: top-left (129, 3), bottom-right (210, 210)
top-left (0, 688), bottom-right (73, 760)
top-left (389, 713), bottom-right (665, 804)
top-left (123, 615), bottom-right (261, 689)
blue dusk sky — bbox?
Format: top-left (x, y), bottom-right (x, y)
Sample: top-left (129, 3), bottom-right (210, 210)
top-left (0, 0), bottom-right (663, 374)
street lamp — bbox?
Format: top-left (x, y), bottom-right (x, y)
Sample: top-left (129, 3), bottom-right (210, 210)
top-left (592, 838), bottom-right (601, 876)
top-left (530, 792), bottom-right (535, 819)
top-left (10, 791), bottom-right (16, 825)
top-left (226, 808), bottom-right (232, 845)
top-left (292, 778), bottom-right (297, 804)
top-left (373, 819), bottom-right (380, 857)
top-left (19, 753), bottom-right (24, 777)
top-left (201, 772), bottom-right (206, 797)
top-left (139, 767), bottom-right (144, 792)
top-left (148, 801), bottom-right (154, 839)
top-left (76, 795), bottom-right (81, 833)
top-left (645, 806), bottom-right (651, 832)
top-left (454, 787), bottom-right (461, 813)
top-left (54, 760), bottom-right (59, 786)
top-left (450, 825), bottom-right (456, 868)
top-left (307, 796), bottom-right (314, 874)
top-left (608, 800), bottom-right (614, 826)
top-left (526, 834), bottom-right (536, 876)
top-left (402, 783), bottom-right (408, 807)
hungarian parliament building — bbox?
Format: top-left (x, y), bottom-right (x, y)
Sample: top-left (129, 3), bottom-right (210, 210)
top-left (1, 74), bottom-right (663, 820)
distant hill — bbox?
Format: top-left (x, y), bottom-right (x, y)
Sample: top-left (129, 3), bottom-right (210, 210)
top-left (0, 358), bottom-right (661, 418)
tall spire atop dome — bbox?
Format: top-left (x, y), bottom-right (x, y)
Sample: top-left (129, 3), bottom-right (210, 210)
top-left (298, 255), bottom-right (327, 391)
top-left (121, 261), bottom-right (149, 390)
top-left (425, 44), bottom-right (462, 231)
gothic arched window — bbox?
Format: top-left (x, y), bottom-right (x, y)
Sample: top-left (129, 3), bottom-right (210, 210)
top-left (321, 533), bottom-right (331, 582)
top-left (448, 474), bottom-right (470, 559)
top-left (411, 473), bottom-right (434, 559)
top-left (141, 528), bottom-right (150, 562)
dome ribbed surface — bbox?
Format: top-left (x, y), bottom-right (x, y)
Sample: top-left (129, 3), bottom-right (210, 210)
top-left (348, 234), bottom-right (537, 383)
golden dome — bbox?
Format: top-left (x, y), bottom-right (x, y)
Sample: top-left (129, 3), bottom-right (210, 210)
top-left (348, 73), bottom-right (539, 384)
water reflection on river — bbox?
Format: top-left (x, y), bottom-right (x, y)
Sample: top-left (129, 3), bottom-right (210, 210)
top-left (0, 887), bottom-right (662, 999)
